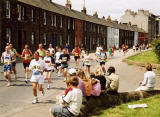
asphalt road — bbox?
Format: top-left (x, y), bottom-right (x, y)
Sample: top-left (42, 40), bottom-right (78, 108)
top-left (0, 49), bottom-right (159, 117)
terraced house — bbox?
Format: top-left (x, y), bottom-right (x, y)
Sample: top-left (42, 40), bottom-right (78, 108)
top-left (0, 0), bottom-right (147, 54)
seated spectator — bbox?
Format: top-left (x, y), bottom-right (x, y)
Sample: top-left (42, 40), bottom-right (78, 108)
top-left (135, 63), bottom-right (156, 91)
top-left (91, 78), bottom-right (101, 96)
top-left (106, 66), bottom-right (119, 94)
top-left (68, 68), bottom-right (86, 97)
top-left (64, 78), bottom-right (72, 96)
top-left (95, 68), bottom-right (106, 93)
top-left (77, 69), bottom-right (92, 96)
top-left (50, 76), bottom-right (82, 117)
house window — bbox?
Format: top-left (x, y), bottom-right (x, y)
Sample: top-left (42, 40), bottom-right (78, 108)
top-left (51, 15), bottom-right (54, 26)
top-left (60, 16), bottom-right (63, 28)
top-left (98, 25), bottom-right (99, 33)
top-left (31, 9), bottom-right (35, 22)
top-left (54, 15), bottom-right (56, 27)
top-left (68, 18), bottom-right (70, 29)
top-left (60, 35), bottom-right (62, 46)
top-left (31, 32), bottom-right (35, 44)
top-left (22, 7), bottom-right (26, 20)
top-left (6, 28), bottom-right (11, 43)
top-left (6, 1), bottom-right (10, 18)
top-left (17, 5), bottom-right (21, 20)
top-left (44, 12), bottom-right (47, 25)
top-left (68, 34), bottom-right (70, 45)
top-left (84, 36), bottom-right (87, 45)
top-left (43, 33), bottom-right (47, 45)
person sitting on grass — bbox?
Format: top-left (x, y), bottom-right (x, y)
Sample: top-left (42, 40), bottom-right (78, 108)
top-left (49, 76), bottom-right (82, 117)
top-left (77, 69), bottom-right (92, 97)
top-left (106, 66), bottom-right (119, 95)
top-left (95, 68), bottom-right (106, 95)
top-left (135, 63), bottom-right (156, 91)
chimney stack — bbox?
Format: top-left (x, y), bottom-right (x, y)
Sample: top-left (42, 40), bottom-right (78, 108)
top-left (107, 16), bottom-right (111, 21)
top-left (93, 12), bottom-right (98, 18)
top-left (81, 0), bottom-right (87, 14)
top-left (66, 0), bottom-right (72, 9)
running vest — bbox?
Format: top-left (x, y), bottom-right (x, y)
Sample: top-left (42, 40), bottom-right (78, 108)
top-left (74, 48), bottom-right (80, 56)
top-left (3, 52), bottom-right (12, 65)
top-left (23, 49), bottom-right (31, 63)
top-left (37, 49), bottom-right (45, 60)
top-left (44, 56), bottom-right (54, 70)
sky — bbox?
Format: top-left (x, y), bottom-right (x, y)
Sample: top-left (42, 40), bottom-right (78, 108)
top-left (52, 0), bottom-right (160, 21)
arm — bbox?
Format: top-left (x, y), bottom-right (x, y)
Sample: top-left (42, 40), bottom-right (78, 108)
top-left (21, 49), bottom-right (25, 60)
top-left (141, 73), bottom-right (148, 86)
top-left (1, 53), bottom-right (4, 63)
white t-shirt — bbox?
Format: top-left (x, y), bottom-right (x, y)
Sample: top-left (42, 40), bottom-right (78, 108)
top-left (142, 71), bottom-right (156, 88)
top-left (43, 56), bottom-right (54, 70)
top-left (63, 88), bottom-right (82, 116)
top-left (3, 52), bottom-right (12, 65)
top-left (29, 59), bottom-right (46, 79)
top-left (48, 48), bottom-right (55, 54)
top-left (84, 54), bottom-right (91, 66)
top-left (96, 47), bottom-right (100, 54)
top-left (55, 52), bottom-right (61, 63)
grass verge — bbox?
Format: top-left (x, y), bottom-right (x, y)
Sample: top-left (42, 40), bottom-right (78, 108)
top-left (128, 50), bottom-right (159, 64)
top-left (97, 95), bottom-right (160, 117)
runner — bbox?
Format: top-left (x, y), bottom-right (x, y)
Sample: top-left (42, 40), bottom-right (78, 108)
top-left (37, 44), bottom-right (45, 60)
top-left (122, 44), bottom-right (126, 56)
top-left (29, 51), bottom-right (47, 104)
top-left (84, 50), bottom-right (92, 74)
top-left (72, 46), bottom-right (81, 69)
top-left (108, 46), bottom-right (112, 59)
top-left (99, 48), bottom-right (107, 75)
top-left (55, 47), bottom-right (62, 77)
top-left (96, 44), bottom-right (100, 60)
top-left (1, 46), bottom-right (15, 87)
top-left (21, 45), bottom-right (33, 83)
top-left (48, 44), bottom-right (55, 58)
top-left (44, 50), bottom-right (55, 89)
top-left (59, 48), bottom-right (70, 78)
top-left (8, 43), bottom-right (19, 80)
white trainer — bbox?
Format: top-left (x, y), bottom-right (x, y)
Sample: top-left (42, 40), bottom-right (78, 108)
top-left (32, 98), bottom-right (38, 104)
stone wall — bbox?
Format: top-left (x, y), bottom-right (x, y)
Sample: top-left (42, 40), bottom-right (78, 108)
top-left (79, 90), bottom-right (160, 117)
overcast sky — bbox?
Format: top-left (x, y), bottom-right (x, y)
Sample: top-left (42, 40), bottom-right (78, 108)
top-left (52, 0), bottom-right (160, 20)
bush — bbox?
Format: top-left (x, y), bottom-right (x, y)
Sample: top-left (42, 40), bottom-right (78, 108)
top-left (152, 38), bottom-right (160, 61)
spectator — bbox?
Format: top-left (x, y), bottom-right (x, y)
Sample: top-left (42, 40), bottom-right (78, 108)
top-left (135, 63), bottom-right (156, 91)
top-left (95, 68), bottom-right (106, 94)
top-left (91, 77), bottom-right (101, 96)
top-left (50, 76), bottom-right (82, 117)
top-left (77, 69), bottom-right (92, 97)
top-left (106, 66), bottom-right (119, 94)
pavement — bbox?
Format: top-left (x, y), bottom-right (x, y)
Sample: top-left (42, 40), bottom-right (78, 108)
top-left (0, 49), bottom-right (160, 117)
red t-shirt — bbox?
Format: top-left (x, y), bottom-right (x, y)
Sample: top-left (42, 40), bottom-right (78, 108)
top-left (22, 49), bottom-right (31, 63)
top-left (65, 88), bottom-right (72, 96)
top-left (74, 48), bottom-right (81, 57)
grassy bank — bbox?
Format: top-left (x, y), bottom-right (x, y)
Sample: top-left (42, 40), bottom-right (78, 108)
top-left (98, 95), bottom-right (160, 117)
top-left (128, 50), bottom-right (159, 64)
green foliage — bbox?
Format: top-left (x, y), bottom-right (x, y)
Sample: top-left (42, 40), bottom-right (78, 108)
top-left (152, 38), bottom-right (160, 61)
top-left (128, 50), bottom-right (159, 64)
top-left (98, 95), bottom-right (160, 117)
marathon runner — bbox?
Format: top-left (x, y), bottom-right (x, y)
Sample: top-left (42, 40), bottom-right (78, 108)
top-left (1, 46), bottom-right (15, 87)
top-left (55, 47), bottom-right (62, 77)
top-left (59, 48), bottom-right (70, 78)
top-left (37, 44), bottom-right (45, 60)
top-left (8, 43), bottom-right (19, 80)
top-left (21, 45), bottom-right (33, 83)
top-left (44, 50), bottom-right (55, 89)
top-left (72, 46), bottom-right (81, 69)
top-left (99, 48), bottom-right (107, 74)
top-left (29, 51), bottom-right (47, 104)
top-left (83, 50), bottom-right (92, 74)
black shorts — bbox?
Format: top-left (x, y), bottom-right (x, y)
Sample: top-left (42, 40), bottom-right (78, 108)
top-left (23, 62), bottom-right (30, 69)
top-left (100, 62), bottom-right (105, 66)
top-left (12, 62), bottom-right (16, 67)
top-left (45, 70), bottom-right (54, 72)
top-left (74, 56), bottom-right (80, 61)
top-left (61, 64), bottom-right (68, 69)
top-left (56, 63), bottom-right (61, 68)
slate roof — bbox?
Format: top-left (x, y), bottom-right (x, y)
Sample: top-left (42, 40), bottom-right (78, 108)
top-left (17, 0), bottom-right (146, 33)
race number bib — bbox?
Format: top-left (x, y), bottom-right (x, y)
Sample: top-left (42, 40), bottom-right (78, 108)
top-left (33, 70), bottom-right (40, 76)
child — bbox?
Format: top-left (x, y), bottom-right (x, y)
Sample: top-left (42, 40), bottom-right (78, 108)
top-left (50, 76), bottom-right (82, 117)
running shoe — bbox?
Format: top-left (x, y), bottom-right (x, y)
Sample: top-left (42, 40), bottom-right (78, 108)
top-left (7, 82), bottom-right (10, 87)
top-left (42, 89), bottom-right (45, 96)
top-left (47, 85), bottom-right (50, 89)
top-left (32, 98), bottom-right (38, 104)
top-left (25, 79), bottom-right (28, 84)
